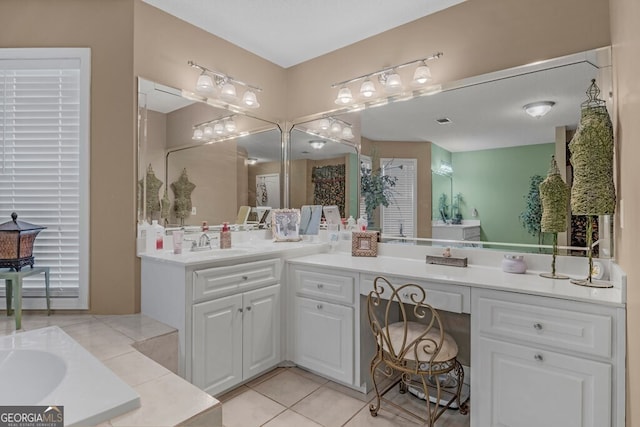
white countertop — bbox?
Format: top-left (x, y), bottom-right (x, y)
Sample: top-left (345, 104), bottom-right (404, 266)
top-left (287, 252), bottom-right (625, 307)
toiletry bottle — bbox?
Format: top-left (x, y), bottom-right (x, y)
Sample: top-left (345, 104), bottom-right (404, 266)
top-left (137, 220), bottom-right (150, 254)
top-left (146, 220), bottom-right (162, 252)
top-left (153, 220), bottom-right (165, 250)
top-left (202, 221), bottom-right (209, 232)
top-left (357, 216), bottom-right (367, 231)
top-left (347, 216), bottom-right (356, 231)
top-left (220, 222), bottom-right (232, 249)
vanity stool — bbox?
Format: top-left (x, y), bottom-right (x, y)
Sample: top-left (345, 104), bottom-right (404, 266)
top-left (1, 266), bottom-right (50, 330)
top-left (367, 276), bottom-right (468, 426)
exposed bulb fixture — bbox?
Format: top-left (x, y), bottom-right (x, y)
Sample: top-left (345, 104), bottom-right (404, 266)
top-left (360, 79), bottom-right (376, 98)
top-left (335, 86), bottom-right (353, 105)
top-left (523, 101), bottom-right (556, 118)
top-left (189, 60), bottom-right (262, 109)
top-left (196, 72), bottom-right (214, 93)
top-left (246, 158), bottom-right (258, 165)
top-left (412, 62), bottom-right (432, 85)
top-left (309, 140), bottom-right (326, 150)
top-left (330, 52), bottom-right (442, 104)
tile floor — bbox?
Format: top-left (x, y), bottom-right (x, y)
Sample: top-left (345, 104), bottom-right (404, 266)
top-left (218, 367), bottom-right (470, 427)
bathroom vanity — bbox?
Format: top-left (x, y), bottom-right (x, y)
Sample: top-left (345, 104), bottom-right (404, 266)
top-left (140, 234), bottom-right (626, 427)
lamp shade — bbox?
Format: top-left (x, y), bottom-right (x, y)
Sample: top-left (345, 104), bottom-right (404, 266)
top-left (360, 79), bottom-right (376, 98)
top-left (196, 73), bottom-right (214, 93)
top-left (220, 82), bottom-right (237, 99)
top-left (335, 87), bottom-right (353, 105)
top-left (309, 140), bottom-right (326, 149)
top-left (384, 72), bottom-right (402, 91)
top-left (242, 90), bottom-right (260, 108)
top-left (412, 64), bottom-right (432, 85)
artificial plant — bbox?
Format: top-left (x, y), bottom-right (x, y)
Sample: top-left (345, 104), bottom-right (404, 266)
top-left (360, 156), bottom-right (399, 228)
top-left (520, 174), bottom-right (545, 245)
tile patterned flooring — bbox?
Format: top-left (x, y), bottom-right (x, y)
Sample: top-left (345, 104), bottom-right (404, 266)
top-left (0, 313), bottom-right (470, 426)
top-left (219, 367), bottom-right (470, 427)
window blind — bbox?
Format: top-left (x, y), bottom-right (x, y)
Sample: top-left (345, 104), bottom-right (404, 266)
top-left (380, 158), bottom-right (417, 238)
top-left (0, 49), bottom-right (90, 308)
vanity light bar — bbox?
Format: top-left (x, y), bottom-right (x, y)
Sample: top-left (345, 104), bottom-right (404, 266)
top-left (188, 61), bottom-right (262, 92)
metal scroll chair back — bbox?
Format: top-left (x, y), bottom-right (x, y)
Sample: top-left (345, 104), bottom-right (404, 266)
top-left (367, 276), bottom-right (468, 425)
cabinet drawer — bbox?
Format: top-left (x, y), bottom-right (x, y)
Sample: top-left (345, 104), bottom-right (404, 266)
top-left (295, 268), bottom-right (354, 305)
top-left (477, 296), bottom-right (612, 358)
top-left (463, 226), bottom-right (480, 240)
top-left (193, 259), bottom-right (279, 302)
top-left (360, 274), bottom-right (470, 314)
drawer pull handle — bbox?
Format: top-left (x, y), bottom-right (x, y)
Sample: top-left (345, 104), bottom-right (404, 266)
top-left (238, 308), bottom-right (244, 313)
top-left (317, 283), bottom-right (324, 289)
top-left (316, 304), bottom-right (323, 310)
top-left (533, 323), bottom-right (543, 330)
top-left (534, 354), bottom-right (544, 362)
top-left (242, 275), bottom-right (249, 280)
top-left (246, 306), bottom-right (252, 311)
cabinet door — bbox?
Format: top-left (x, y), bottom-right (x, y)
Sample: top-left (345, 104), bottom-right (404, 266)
top-left (243, 284), bottom-right (281, 379)
top-left (294, 296), bottom-right (353, 384)
top-left (473, 337), bottom-right (611, 427)
top-left (192, 294), bottom-right (243, 396)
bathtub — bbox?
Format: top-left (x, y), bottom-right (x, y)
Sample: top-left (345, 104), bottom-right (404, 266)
top-left (0, 326), bottom-right (140, 426)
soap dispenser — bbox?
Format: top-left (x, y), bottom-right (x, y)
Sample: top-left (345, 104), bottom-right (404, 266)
top-left (220, 222), bottom-right (232, 249)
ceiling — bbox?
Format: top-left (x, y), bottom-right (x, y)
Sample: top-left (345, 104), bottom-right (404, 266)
top-left (141, 0), bottom-right (465, 68)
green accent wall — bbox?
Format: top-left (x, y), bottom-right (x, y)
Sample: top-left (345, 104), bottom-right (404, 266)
top-left (451, 143), bottom-right (554, 245)
top-left (431, 144), bottom-right (453, 219)
top-left (348, 152), bottom-right (359, 217)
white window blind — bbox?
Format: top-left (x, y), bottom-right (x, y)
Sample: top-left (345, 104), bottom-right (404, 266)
top-left (0, 49), bottom-right (90, 309)
top-left (380, 158), bottom-right (417, 238)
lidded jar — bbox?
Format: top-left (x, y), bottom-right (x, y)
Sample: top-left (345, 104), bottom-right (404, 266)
top-left (502, 254), bottom-right (527, 274)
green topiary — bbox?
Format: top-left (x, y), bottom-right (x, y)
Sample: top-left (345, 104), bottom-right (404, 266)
top-left (520, 174), bottom-right (544, 245)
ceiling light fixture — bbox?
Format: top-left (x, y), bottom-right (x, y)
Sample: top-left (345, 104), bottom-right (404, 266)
top-left (189, 60), bottom-right (262, 109)
top-left (246, 158), bottom-right (258, 165)
top-left (309, 140), bottom-right (326, 150)
top-left (331, 52), bottom-right (442, 104)
top-left (523, 101), bottom-right (556, 118)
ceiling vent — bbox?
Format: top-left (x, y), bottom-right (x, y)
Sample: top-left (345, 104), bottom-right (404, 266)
top-left (435, 118), bottom-right (452, 125)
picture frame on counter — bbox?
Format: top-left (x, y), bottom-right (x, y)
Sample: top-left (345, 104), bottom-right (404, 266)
top-left (272, 208), bottom-right (301, 242)
top-left (351, 231), bottom-right (378, 257)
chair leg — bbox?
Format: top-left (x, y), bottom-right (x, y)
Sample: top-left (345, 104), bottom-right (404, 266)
top-left (419, 374), bottom-right (438, 427)
top-left (454, 361), bottom-right (469, 415)
top-left (369, 356), bottom-right (384, 417)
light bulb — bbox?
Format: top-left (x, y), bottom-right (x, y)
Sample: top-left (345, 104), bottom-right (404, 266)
top-left (224, 119), bottom-right (236, 132)
top-left (360, 79), bottom-right (376, 98)
top-left (341, 126), bottom-right (354, 140)
top-left (203, 126), bottom-right (214, 138)
top-left (335, 86), bottom-right (353, 105)
top-left (220, 82), bottom-right (237, 99)
top-left (385, 72), bottom-right (402, 91)
top-left (196, 73), bottom-right (214, 93)
top-left (192, 129), bottom-right (204, 140)
top-left (412, 63), bottom-right (432, 85)
top-left (242, 90), bottom-right (259, 108)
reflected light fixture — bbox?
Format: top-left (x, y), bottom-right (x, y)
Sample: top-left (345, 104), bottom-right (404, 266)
top-left (318, 118), bottom-right (331, 131)
top-left (523, 101), bottom-right (556, 118)
top-left (189, 60), bottom-right (262, 109)
top-left (330, 121), bottom-right (342, 134)
top-left (309, 140), bottom-right (326, 150)
top-left (331, 52), bottom-right (442, 104)
top-left (412, 61), bottom-right (432, 85)
top-left (308, 116), bottom-right (354, 141)
top-left (246, 158), bottom-right (258, 165)
top-left (341, 126), bottom-right (354, 140)
top-left (192, 114), bottom-right (238, 142)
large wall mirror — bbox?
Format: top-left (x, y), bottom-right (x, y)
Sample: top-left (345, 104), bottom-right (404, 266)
top-left (289, 116), bottom-right (360, 219)
top-left (300, 47), bottom-right (612, 255)
top-left (137, 78), bottom-right (281, 227)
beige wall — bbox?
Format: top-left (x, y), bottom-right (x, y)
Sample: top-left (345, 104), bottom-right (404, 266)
top-left (362, 139), bottom-right (432, 238)
top-left (285, 0), bottom-right (610, 119)
top-left (609, 0), bottom-right (640, 423)
top-left (0, 0), bottom-right (138, 314)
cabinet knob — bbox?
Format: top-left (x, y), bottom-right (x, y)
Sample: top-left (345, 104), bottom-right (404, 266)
top-left (238, 308), bottom-right (244, 313)
top-left (242, 275), bottom-right (249, 280)
top-left (317, 283), bottom-right (324, 289)
top-left (533, 323), bottom-right (543, 330)
top-left (246, 306), bottom-right (252, 311)
top-left (534, 354), bottom-right (544, 362)
top-left (316, 304), bottom-right (323, 310)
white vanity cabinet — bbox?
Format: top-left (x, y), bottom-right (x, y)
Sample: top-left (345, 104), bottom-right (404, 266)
top-left (291, 266), bottom-right (358, 386)
top-left (191, 260), bottom-right (281, 396)
top-left (471, 288), bottom-right (625, 427)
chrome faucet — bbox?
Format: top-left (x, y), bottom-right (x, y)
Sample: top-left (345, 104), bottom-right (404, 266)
top-left (191, 232), bottom-right (212, 251)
